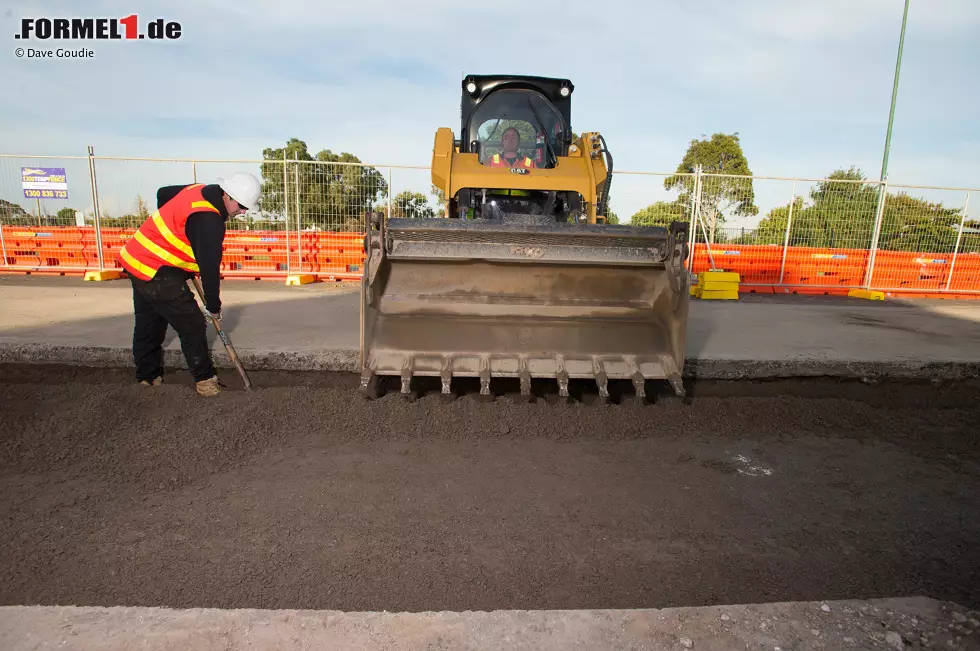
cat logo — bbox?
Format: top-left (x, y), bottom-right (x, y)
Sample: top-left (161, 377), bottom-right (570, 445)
top-left (510, 168), bottom-right (529, 175)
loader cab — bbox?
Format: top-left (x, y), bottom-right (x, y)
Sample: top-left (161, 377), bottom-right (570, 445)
top-left (460, 75), bottom-right (573, 170)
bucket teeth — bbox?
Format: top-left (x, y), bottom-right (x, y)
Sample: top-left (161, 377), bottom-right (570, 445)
top-left (593, 359), bottom-right (610, 403)
top-left (627, 357), bottom-right (646, 401)
top-left (440, 356), bottom-right (454, 400)
top-left (479, 356), bottom-right (493, 401)
top-left (518, 356), bottom-right (533, 401)
top-left (400, 356), bottom-right (414, 398)
top-left (359, 367), bottom-right (379, 399)
top-left (556, 357), bottom-right (569, 398)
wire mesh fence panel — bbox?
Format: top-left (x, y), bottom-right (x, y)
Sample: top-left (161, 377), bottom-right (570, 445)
top-left (4, 150), bottom-right (980, 293)
top-left (288, 160), bottom-right (388, 278)
top-left (868, 186), bottom-right (971, 292)
top-left (690, 176), bottom-right (796, 286)
top-left (0, 155), bottom-right (96, 270)
top-left (193, 160), bottom-right (288, 277)
top-left (950, 190), bottom-right (980, 292)
top-left (776, 176), bottom-right (881, 290)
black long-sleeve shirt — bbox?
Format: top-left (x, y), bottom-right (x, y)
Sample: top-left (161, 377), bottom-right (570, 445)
top-left (155, 184), bottom-right (227, 313)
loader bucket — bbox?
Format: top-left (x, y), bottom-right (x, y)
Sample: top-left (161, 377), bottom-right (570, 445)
top-left (359, 214), bottom-right (691, 399)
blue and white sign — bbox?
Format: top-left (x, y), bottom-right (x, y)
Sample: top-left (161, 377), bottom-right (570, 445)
top-left (21, 167), bottom-right (69, 199)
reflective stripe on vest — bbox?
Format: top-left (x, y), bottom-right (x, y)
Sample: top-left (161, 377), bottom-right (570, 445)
top-left (118, 184), bottom-right (219, 280)
top-left (491, 153), bottom-right (533, 168)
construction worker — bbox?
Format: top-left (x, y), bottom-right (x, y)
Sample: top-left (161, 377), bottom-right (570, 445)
top-left (118, 173), bottom-right (261, 396)
top-left (486, 127), bottom-right (536, 169)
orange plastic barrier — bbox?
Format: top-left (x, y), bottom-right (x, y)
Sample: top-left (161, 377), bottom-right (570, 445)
top-left (2, 226), bottom-right (978, 295)
top-left (0, 226), bottom-right (95, 269)
top-left (869, 250), bottom-right (952, 291)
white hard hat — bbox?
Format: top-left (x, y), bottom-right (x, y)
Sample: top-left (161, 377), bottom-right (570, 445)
top-left (217, 172), bottom-right (261, 211)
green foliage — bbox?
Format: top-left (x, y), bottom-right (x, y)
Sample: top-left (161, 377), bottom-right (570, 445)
top-left (603, 209), bottom-right (619, 225)
top-left (0, 199), bottom-right (29, 225)
top-left (630, 200), bottom-right (691, 227)
top-left (392, 191), bottom-right (435, 219)
top-left (259, 138), bottom-right (388, 231)
top-left (747, 167), bottom-right (967, 252)
top-left (664, 133), bottom-right (758, 227)
top-left (431, 184), bottom-right (447, 216)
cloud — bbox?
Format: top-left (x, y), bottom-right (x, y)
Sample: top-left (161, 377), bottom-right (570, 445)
top-left (1, 0), bottom-right (978, 222)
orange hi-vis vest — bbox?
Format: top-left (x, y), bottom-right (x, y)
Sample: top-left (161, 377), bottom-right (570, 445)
top-left (489, 153), bottom-right (535, 169)
top-left (118, 184), bottom-right (220, 281)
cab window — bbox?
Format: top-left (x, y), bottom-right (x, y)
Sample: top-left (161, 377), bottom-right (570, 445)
top-left (468, 89), bottom-right (565, 169)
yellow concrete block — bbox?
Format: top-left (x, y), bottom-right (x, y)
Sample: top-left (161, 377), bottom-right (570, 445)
top-left (286, 274), bottom-right (316, 286)
top-left (698, 270), bottom-right (740, 285)
top-left (83, 270), bottom-right (123, 282)
top-left (847, 288), bottom-right (884, 301)
top-left (700, 280), bottom-right (740, 292)
top-left (697, 288), bottom-right (739, 300)
top-left (690, 283), bottom-right (698, 296)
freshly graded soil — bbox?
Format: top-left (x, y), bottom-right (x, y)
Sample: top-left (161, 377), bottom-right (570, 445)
top-left (1, 364), bottom-right (978, 612)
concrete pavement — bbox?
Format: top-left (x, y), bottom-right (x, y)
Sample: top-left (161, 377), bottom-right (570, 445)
top-left (2, 275), bottom-right (980, 380)
top-left (2, 598), bottom-right (978, 650)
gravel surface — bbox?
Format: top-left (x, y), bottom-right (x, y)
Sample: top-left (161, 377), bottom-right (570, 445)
top-left (1, 364), bottom-right (978, 613)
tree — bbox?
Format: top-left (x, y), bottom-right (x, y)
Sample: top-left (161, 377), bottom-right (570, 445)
top-left (631, 200), bottom-right (691, 227)
top-left (56, 207), bottom-right (78, 225)
top-left (134, 194), bottom-right (150, 220)
top-left (431, 184), bottom-right (447, 217)
top-left (259, 138), bottom-right (388, 231)
top-left (603, 209), bottom-right (619, 225)
top-left (0, 199), bottom-right (30, 226)
top-left (664, 133), bottom-right (758, 242)
top-left (748, 166), bottom-right (968, 253)
top-left (392, 191), bottom-right (436, 219)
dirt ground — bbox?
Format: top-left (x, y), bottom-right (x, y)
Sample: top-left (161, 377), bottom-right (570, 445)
top-left (1, 364), bottom-right (978, 613)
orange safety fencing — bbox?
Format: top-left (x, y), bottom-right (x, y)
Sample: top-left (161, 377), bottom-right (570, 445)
top-left (2, 225), bottom-right (978, 297)
top-left (689, 242), bottom-right (980, 297)
top-left (1, 226), bottom-right (366, 281)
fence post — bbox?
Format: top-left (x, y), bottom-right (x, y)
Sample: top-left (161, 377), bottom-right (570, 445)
top-left (283, 150), bottom-right (290, 274)
top-left (945, 190), bottom-right (971, 291)
top-left (0, 205), bottom-right (7, 267)
top-left (686, 168), bottom-right (700, 274)
top-left (87, 145), bottom-right (105, 271)
top-left (862, 180), bottom-right (889, 288)
top-left (294, 152), bottom-right (302, 273)
top-left (692, 165), bottom-right (717, 270)
top-left (191, 161), bottom-right (197, 184)
top-left (777, 180), bottom-right (798, 286)
top-left (387, 168), bottom-right (393, 220)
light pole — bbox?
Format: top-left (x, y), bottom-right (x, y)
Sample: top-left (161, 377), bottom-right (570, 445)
top-left (879, 0), bottom-right (911, 184)
top-left (864, 0), bottom-right (911, 289)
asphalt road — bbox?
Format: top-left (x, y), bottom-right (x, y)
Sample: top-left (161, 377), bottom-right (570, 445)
top-left (1, 365), bottom-right (978, 612)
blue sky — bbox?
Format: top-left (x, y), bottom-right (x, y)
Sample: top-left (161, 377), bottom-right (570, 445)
top-left (2, 0), bottom-right (979, 224)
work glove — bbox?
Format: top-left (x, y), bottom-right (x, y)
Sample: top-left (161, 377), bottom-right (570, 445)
top-left (206, 309), bottom-right (222, 322)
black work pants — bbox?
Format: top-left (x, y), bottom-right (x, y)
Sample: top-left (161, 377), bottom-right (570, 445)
top-left (130, 272), bottom-right (215, 383)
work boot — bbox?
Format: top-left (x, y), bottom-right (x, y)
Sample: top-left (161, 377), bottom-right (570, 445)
top-left (139, 377), bottom-right (163, 387)
top-left (196, 376), bottom-right (221, 397)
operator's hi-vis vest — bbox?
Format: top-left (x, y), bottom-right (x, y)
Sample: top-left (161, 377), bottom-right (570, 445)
top-left (118, 184), bottom-right (219, 281)
top-left (488, 153), bottom-right (535, 169)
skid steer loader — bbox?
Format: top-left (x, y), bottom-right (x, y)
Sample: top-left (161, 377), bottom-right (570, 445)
top-left (359, 74), bottom-right (691, 401)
